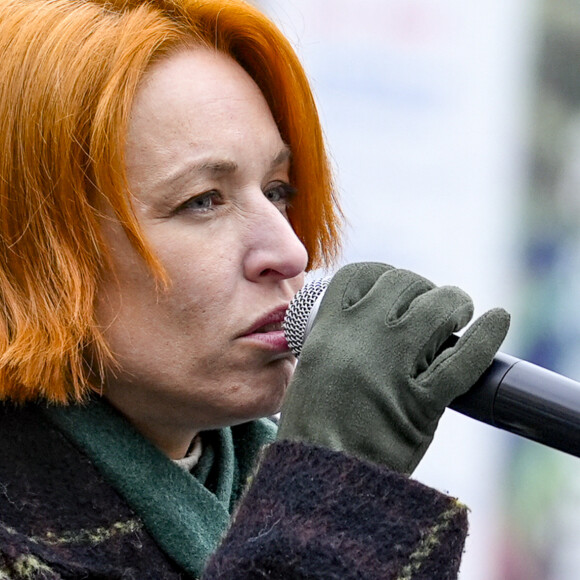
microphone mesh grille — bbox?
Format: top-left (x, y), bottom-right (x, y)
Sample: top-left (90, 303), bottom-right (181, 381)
top-left (283, 277), bottom-right (330, 357)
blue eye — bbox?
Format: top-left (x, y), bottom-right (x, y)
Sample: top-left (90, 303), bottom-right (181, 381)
top-left (179, 191), bottom-right (221, 213)
top-left (264, 183), bottom-right (297, 208)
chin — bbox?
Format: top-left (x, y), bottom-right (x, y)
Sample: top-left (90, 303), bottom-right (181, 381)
top-left (246, 388), bottom-right (286, 422)
top-left (212, 360), bottom-right (292, 426)
top-left (235, 377), bottom-right (289, 424)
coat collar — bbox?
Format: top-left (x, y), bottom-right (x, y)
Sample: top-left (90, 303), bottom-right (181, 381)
top-left (43, 397), bottom-right (275, 577)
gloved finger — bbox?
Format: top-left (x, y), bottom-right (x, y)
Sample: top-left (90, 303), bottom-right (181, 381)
top-left (417, 307), bottom-right (511, 408)
top-left (402, 285), bottom-right (474, 376)
top-left (320, 262), bottom-right (394, 312)
top-left (355, 268), bottom-right (436, 319)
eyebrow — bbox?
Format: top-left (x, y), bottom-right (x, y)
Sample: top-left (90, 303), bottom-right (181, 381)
top-left (165, 145), bottom-right (292, 186)
top-left (270, 145), bottom-right (293, 168)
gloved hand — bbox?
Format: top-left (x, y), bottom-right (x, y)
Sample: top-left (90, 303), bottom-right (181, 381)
top-left (277, 262), bottom-right (510, 474)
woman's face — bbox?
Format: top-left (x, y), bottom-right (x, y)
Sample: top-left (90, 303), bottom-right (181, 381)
top-left (95, 47), bottom-right (308, 455)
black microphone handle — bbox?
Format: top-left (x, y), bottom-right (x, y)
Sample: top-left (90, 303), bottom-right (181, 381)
top-left (450, 352), bottom-right (580, 458)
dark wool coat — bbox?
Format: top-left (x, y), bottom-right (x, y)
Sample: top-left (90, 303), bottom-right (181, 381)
top-left (0, 399), bottom-right (468, 579)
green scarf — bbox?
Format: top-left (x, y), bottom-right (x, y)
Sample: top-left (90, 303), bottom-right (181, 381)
top-left (44, 398), bottom-right (276, 578)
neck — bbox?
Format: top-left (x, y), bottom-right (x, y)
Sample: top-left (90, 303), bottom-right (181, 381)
top-left (103, 394), bottom-right (199, 460)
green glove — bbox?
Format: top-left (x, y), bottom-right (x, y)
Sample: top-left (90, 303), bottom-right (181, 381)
top-left (277, 262), bottom-right (510, 474)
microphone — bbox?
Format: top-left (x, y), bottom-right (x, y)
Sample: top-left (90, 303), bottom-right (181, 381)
top-left (283, 277), bottom-right (580, 458)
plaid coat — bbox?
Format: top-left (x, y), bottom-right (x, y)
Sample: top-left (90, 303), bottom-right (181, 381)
top-left (0, 399), bottom-right (467, 579)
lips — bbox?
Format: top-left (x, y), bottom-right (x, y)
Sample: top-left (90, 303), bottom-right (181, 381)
top-left (238, 306), bottom-right (292, 353)
top-left (253, 321), bottom-right (283, 333)
top-left (242, 306), bottom-right (287, 337)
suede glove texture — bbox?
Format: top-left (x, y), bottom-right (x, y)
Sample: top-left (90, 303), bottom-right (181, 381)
top-left (277, 262), bottom-right (510, 474)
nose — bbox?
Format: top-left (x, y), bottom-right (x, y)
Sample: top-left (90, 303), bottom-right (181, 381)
top-left (243, 195), bottom-right (308, 283)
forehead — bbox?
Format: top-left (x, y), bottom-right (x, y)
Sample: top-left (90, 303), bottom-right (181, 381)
top-left (124, 46), bottom-right (287, 200)
top-left (131, 46), bottom-right (274, 132)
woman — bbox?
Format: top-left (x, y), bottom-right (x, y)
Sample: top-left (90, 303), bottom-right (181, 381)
top-left (0, 0), bottom-right (509, 578)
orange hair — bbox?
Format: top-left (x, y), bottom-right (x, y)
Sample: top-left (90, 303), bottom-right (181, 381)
top-left (0, 0), bottom-right (342, 404)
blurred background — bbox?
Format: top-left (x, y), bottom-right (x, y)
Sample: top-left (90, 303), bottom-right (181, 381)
top-left (256, 0), bottom-right (580, 578)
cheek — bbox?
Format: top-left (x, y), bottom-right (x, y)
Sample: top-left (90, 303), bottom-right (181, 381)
top-left (163, 256), bottom-right (237, 319)
top-left (95, 219), bottom-right (244, 354)
top-left (157, 232), bottom-right (241, 309)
